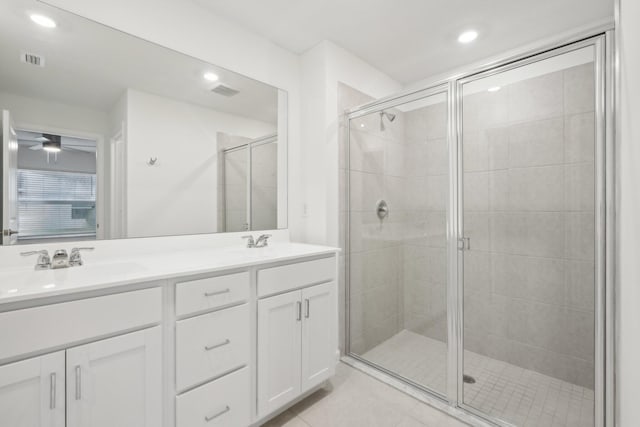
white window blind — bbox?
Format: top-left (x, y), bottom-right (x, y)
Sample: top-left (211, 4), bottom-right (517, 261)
top-left (17, 169), bottom-right (97, 239)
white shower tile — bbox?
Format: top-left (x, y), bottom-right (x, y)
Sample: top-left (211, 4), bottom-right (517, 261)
top-left (564, 112), bottom-right (595, 163)
top-left (508, 165), bottom-right (564, 211)
top-left (508, 117), bottom-right (564, 168)
top-left (463, 131), bottom-right (489, 172)
top-left (564, 64), bottom-right (595, 115)
top-left (564, 212), bottom-right (595, 261)
top-left (508, 71), bottom-right (564, 123)
top-left (564, 162), bottom-right (595, 211)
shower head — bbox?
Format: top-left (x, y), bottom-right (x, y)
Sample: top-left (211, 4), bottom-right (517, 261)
top-left (379, 111), bottom-right (396, 131)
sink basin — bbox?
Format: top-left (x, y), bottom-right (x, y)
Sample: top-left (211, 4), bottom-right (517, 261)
top-left (0, 262), bottom-right (147, 301)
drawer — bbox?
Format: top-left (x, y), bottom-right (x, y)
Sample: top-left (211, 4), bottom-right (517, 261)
top-left (176, 366), bottom-right (250, 427)
top-left (176, 303), bottom-right (250, 391)
top-left (257, 256), bottom-right (336, 298)
top-left (175, 271), bottom-right (249, 317)
top-left (0, 287), bottom-right (161, 362)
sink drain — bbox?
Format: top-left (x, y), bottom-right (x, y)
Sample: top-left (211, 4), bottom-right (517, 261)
top-left (463, 374), bottom-right (476, 384)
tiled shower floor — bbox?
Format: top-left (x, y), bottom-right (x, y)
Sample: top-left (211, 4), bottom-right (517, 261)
top-left (363, 330), bottom-right (594, 427)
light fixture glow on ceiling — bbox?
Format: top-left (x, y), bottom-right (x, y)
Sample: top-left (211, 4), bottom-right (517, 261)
top-left (458, 30), bottom-right (478, 44)
top-left (30, 14), bottom-right (56, 28)
top-left (204, 72), bottom-right (219, 82)
top-left (487, 86), bottom-right (501, 92)
top-left (43, 141), bottom-right (61, 153)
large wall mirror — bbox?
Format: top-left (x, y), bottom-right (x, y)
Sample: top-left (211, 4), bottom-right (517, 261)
top-left (0, 0), bottom-right (288, 245)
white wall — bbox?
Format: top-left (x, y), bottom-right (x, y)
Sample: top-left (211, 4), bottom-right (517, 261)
top-left (124, 89), bottom-right (275, 237)
top-left (0, 91), bottom-right (108, 138)
top-left (617, 0), bottom-right (640, 425)
top-left (299, 41), bottom-right (402, 245)
top-left (43, 0), bottom-right (302, 238)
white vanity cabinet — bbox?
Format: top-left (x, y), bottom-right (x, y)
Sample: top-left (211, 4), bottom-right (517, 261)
top-left (66, 327), bottom-right (162, 427)
top-left (0, 244), bottom-right (339, 427)
top-left (0, 351), bottom-right (65, 427)
top-left (0, 287), bottom-right (163, 427)
top-left (256, 258), bottom-right (337, 418)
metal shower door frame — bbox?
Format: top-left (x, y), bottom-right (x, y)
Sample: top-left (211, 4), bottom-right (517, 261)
top-left (344, 82), bottom-right (453, 403)
top-left (454, 33), bottom-right (612, 427)
top-left (343, 29), bottom-right (614, 427)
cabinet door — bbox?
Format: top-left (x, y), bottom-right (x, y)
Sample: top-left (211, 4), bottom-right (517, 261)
top-left (257, 290), bottom-right (302, 417)
top-left (66, 327), bottom-right (162, 427)
top-left (301, 282), bottom-right (337, 392)
top-left (0, 351), bottom-right (65, 427)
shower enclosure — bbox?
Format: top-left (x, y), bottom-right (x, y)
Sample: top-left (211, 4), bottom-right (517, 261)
top-left (221, 134), bottom-right (278, 232)
top-left (344, 33), bottom-right (613, 427)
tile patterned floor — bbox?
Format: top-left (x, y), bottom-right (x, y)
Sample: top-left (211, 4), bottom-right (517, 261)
top-left (261, 362), bottom-right (469, 427)
top-left (362, 330), bottom-right (594, 427)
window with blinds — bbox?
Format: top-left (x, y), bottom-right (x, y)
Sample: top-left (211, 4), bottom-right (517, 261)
top-left (17, 169), bottom-right (97, 239)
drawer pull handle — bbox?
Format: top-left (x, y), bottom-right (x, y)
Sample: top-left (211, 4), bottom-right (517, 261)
top-left (204, 288), bottom-right (230, 297)
top-left (204, 339), bottom-right (231, 351)
top-left (75, 366), bottom-right (81, 400)
top-left (49, 373), bottom-right (56, 409)
top-left (305, 298), bottom-right (310, 318)
top-left (205, 405), bottom-right (230, 422)
top-left (296, 301), bottom-right (302, 321)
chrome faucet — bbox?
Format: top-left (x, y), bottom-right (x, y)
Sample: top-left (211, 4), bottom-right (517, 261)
top-left (20, 250), bottom-right (51, 270)
top-left (242, 235), bottom-right (256, 248)
top-left (242, 234), bottom-right (272, 248)
top-left (255, 234), bottom-right (272, 248)
top-left (51, 249), bottom-right (69, 269)
top-left (20, 247), bottom-right (94, 270)
top-left (69, 247), bottom-right (94, 266)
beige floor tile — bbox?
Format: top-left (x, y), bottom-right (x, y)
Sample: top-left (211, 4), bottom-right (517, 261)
top-left (284, 362), bottom-right (471, 427)
top-left (261, 410), bottom-right (310, 427)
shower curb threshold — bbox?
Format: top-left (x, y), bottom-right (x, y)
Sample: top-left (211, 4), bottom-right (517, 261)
top-left (340, 355), bottom-right (509, 427)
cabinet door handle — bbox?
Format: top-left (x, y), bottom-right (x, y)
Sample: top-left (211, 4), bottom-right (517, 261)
top-left (204, 288), bottom-right (230, 297)
top-left (49, 373), bottom-right (56, 409)
top-left (205, 405), bottom-right (230, 422)
top-left (305, 298), bottom-right (310, 318)
top-left (75, 366), bottom-right (81, 400)
top-left (296, 301), bottom-right (302, 321)
top-left (204, 339), bottom-right (230, 351)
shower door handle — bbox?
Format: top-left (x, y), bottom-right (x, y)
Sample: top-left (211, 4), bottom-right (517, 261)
top-left (458, 237), bottom-right (470, 251)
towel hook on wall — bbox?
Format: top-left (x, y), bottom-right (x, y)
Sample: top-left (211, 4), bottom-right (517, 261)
top-left (147, 157), bottom-right (158, 166)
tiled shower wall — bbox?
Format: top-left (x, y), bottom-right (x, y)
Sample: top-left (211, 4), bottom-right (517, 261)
top-left (339, 83), bottom-right (448, 354)
top-left (461, 63), bottom-right (595, 389)
top-left (402, 101), bottom-right (449, 343)
top-left (339, 83), bottom-right (407, 354)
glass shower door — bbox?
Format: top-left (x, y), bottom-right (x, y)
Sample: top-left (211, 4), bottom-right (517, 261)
top-left (347, 87), bottom-right (450, 396)
top-left (459, 44), bottom-right (599, 427)
top-left (224, 146), bottom-right (248, 232)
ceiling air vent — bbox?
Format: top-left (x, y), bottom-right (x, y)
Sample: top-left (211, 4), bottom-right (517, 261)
top-left (21, 52), bottom-right (45, 67)
top-left (210, 83), bottom-right (239, 97)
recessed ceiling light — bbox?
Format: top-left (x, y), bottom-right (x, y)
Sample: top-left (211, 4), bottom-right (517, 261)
top-left (487, 86), bottom-right (501, 92)
top-left (360, 123), bottom-right (365, 128)
top-left (43, 284), bottom-right (56, 289)
top-left (458, 30), bottom-right (478, 44)
top-left (30, 14), bottom-right (56, 28)
top-left (204, 72), bottom-right (219, 82)
top-left (7, 289), bottom-right (18, 294)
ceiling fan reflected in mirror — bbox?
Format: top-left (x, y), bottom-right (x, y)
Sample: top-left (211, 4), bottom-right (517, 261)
top-left (35, 134), bottom-right (62, 153)
top-left (16, 130), bottom-right (97, 163)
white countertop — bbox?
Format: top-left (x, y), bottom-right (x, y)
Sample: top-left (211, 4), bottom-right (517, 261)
top-left (0, 242), bottom-right (339, 306)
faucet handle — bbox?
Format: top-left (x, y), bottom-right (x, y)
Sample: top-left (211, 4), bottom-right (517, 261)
top-left (69, 247), bottom-right (94, 266)
top-left (20, 250), bottom-right (51, 270)
top-left (255, 234), bottom-right (272, 248)
top-left (242, 235), bottom-right (255, 248)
